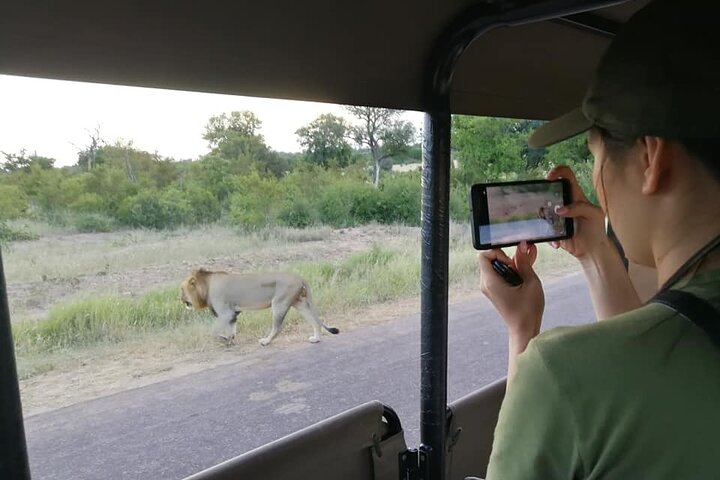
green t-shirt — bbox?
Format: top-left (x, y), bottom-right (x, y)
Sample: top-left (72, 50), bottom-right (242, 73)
top-left (486, 269), bottom-right (720, 479)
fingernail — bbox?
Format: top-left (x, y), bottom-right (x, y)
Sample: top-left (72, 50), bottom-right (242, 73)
top-left (556, 206), bottom-right (568, 214)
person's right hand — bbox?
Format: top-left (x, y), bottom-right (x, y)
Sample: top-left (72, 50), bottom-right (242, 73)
top-left (546, 165), bottom-right (608, 260)
top-left (478, 242), bottom-right (544, 339)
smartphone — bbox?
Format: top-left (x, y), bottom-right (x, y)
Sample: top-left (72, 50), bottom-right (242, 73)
top-left (469, 179), bottom-right (574, 250)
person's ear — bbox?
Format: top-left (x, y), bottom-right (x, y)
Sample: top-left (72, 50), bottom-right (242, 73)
top-left (641, 136), bottom-right (672, 195)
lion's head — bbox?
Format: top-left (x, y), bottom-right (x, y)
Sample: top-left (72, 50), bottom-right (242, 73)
top-left (180, 269), bottom-right (212, 310)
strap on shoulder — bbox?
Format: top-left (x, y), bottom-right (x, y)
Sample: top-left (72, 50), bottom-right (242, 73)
top-left (651, 289), bottom-right (720, 349)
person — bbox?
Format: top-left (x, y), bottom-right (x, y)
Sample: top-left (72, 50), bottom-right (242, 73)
top-left (477, 0), bottom-right (720, 478)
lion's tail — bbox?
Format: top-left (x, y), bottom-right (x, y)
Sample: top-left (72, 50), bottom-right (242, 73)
top-left (302, 281), bottom-right (340, 335)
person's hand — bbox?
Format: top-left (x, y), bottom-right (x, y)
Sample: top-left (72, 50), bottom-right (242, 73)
top-left (546, 165), bottom-right (608, 260)
top-left (478, 241), bottom-right (544, 339)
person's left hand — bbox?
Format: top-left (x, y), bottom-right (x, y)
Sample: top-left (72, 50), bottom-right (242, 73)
top-left (478, 241), bottom-right (545, 339)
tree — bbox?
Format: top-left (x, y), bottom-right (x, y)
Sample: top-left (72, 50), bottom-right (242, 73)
top-left (295, 114), bottom-right (353, 168)
top-left (544, 133), bottom-right (596, 203)
top-left (345, 106), bottom-right (416, 186)
top-left (75, 124), bottom-right (104, 171)
top-left (93, 141), bottom-right (179, 188)
top-left (1, 150), bottom-right (55, 173)
top-left (202, 111), bottom-right (288, 177)
top-left (203, 110), bottom-right (262, 147)
top-left (451, 116), bottom-right (529, 184)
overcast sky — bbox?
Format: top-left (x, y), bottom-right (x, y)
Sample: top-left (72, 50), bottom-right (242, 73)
top-left (0, 74), bottom-right (423, 167)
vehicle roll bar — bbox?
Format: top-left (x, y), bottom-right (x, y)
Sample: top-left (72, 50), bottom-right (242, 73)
top-left (419, 1), bottom-right (622, 479)
top-left (0, 248), bottom-right (31, 480)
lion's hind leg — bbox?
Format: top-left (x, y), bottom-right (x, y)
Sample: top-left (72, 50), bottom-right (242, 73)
top-left (292, 298), bottom-right (326, 343)
top-left (259, 300), bottom-right (292, 346)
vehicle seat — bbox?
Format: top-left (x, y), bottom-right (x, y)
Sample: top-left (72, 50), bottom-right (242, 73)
top-left (183, 400), bottom-right (406, 480)
top-left (446, 378), bottom-right (506, 480)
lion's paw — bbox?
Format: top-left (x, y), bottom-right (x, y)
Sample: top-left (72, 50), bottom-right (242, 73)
top-left (259, 338), bottom-right (271, 346)
top-left (308, 336), bottom-right (320, 343)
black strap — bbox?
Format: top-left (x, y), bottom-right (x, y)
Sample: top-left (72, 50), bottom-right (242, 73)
top-left (651, 289), bottom-right (720, 349)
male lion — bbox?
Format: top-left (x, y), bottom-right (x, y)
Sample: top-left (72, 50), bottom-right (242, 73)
top-left (180, 269), bottom-right (339, 346)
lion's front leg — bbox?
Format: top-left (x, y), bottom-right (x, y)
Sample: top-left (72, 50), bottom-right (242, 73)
top-left (212, 308), bottom-right (238, 345)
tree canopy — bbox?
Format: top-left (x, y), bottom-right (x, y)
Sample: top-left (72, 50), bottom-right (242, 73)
top-left (295, 113), bottom-right (353, 168)
top-left (0, 109), bottom-right (595, 235)
top-left (345, 106), bottom-right (416, 186)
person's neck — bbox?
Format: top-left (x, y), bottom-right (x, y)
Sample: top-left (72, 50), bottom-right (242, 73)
top-left (653, 209), bottom-right (720, 288)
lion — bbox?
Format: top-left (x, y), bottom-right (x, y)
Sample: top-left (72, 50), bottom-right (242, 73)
top-left (180, 269), bottom-right (339, 346)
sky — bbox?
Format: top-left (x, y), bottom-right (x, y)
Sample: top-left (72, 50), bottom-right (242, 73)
top-left (0, 74), bottom-right (423, 167)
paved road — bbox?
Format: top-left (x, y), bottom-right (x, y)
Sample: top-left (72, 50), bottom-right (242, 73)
top-left (24, 273), bottom-right (593, 480)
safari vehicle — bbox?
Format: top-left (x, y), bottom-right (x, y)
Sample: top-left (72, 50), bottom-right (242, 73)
top-left (0, 1), bottom-right (656, 479)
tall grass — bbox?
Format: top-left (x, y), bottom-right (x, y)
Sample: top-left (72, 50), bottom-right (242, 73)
top-left (12, 287), bottom-right (195, 353)
top-left (289, 245), bottom-right (421, 312)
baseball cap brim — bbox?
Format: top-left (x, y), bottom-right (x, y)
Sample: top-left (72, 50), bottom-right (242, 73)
top-left (528, 107), bottom-right (592, 148)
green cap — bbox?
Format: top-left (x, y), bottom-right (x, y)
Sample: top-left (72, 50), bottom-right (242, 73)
top-left (529, 0), bottom-right (720, 148)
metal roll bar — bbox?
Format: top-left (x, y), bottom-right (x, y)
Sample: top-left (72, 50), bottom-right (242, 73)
top-left (0, 248), bottom-right (31, 480)
top-left (420, 2), bottom-right (622, 478)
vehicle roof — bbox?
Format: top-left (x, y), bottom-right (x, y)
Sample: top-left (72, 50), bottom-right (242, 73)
top-left (0, 0), bottom-right (649, 119)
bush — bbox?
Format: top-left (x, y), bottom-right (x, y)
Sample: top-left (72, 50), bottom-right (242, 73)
top-left (317, 180), bottom-right (378, 227)
top-left (449, 184), bottom-right (471, 223)
top-left (182, 186), bottom-right (222, 224)
top-left (227, 172), bottom-right (283, 229)
top-left (378, 174), bottom-right (421, 224)
top-left (278, 199), bottom-right (317, 228)
top-left (69, 192), bottom-right (106, 214)
top-left (0, 220), bottom-right (37, 245)
top-left (117, 191), bottom-right (189, 229)
top-left (0, 185), bottom-right (29, 220)
top-left (71, 213), bottom-right (116, 233)
top-left (228, 192), bottom-right (266, 228)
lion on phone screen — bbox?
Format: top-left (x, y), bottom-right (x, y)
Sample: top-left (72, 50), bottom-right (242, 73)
top-left (180, 269), bottom-right (339, 346)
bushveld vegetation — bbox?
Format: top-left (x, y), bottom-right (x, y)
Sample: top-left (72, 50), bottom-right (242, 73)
top-left (2, 109), bottom-right (591, 381)
top-left (0, 111), bottom-right (591, 239)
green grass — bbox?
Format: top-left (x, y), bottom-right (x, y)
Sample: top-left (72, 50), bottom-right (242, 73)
top-left (12, 287), bottom-right (194, 352)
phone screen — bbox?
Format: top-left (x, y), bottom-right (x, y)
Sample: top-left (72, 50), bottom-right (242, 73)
top-left (470, 179), bottom-right (573, 250)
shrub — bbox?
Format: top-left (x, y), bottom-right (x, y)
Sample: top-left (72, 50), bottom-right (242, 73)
top-left (228, 192), bottom-right (266, 228)
top-left (71, 213), bottom-right (116, 233)
top-left (227, 172), bottom-right (283, 229)
top-left (0, 220), bottom-right (37, 245)
top-left (378, 174), bottom-right (421, 225)
top-left (0, 185), bottom-right (29, 220)
top-left (449, 185), bottom-right (471, 223)
top-left (316, 180), bottom-right (378, 227)
top-left (278, 199), bottom-right (317, 228)
top-left (117, 191), bottom-right (189, 229)
top-left (69, 192), bottom-right (106, 214)
top-left (182, 186), bottom-right (222, 224)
